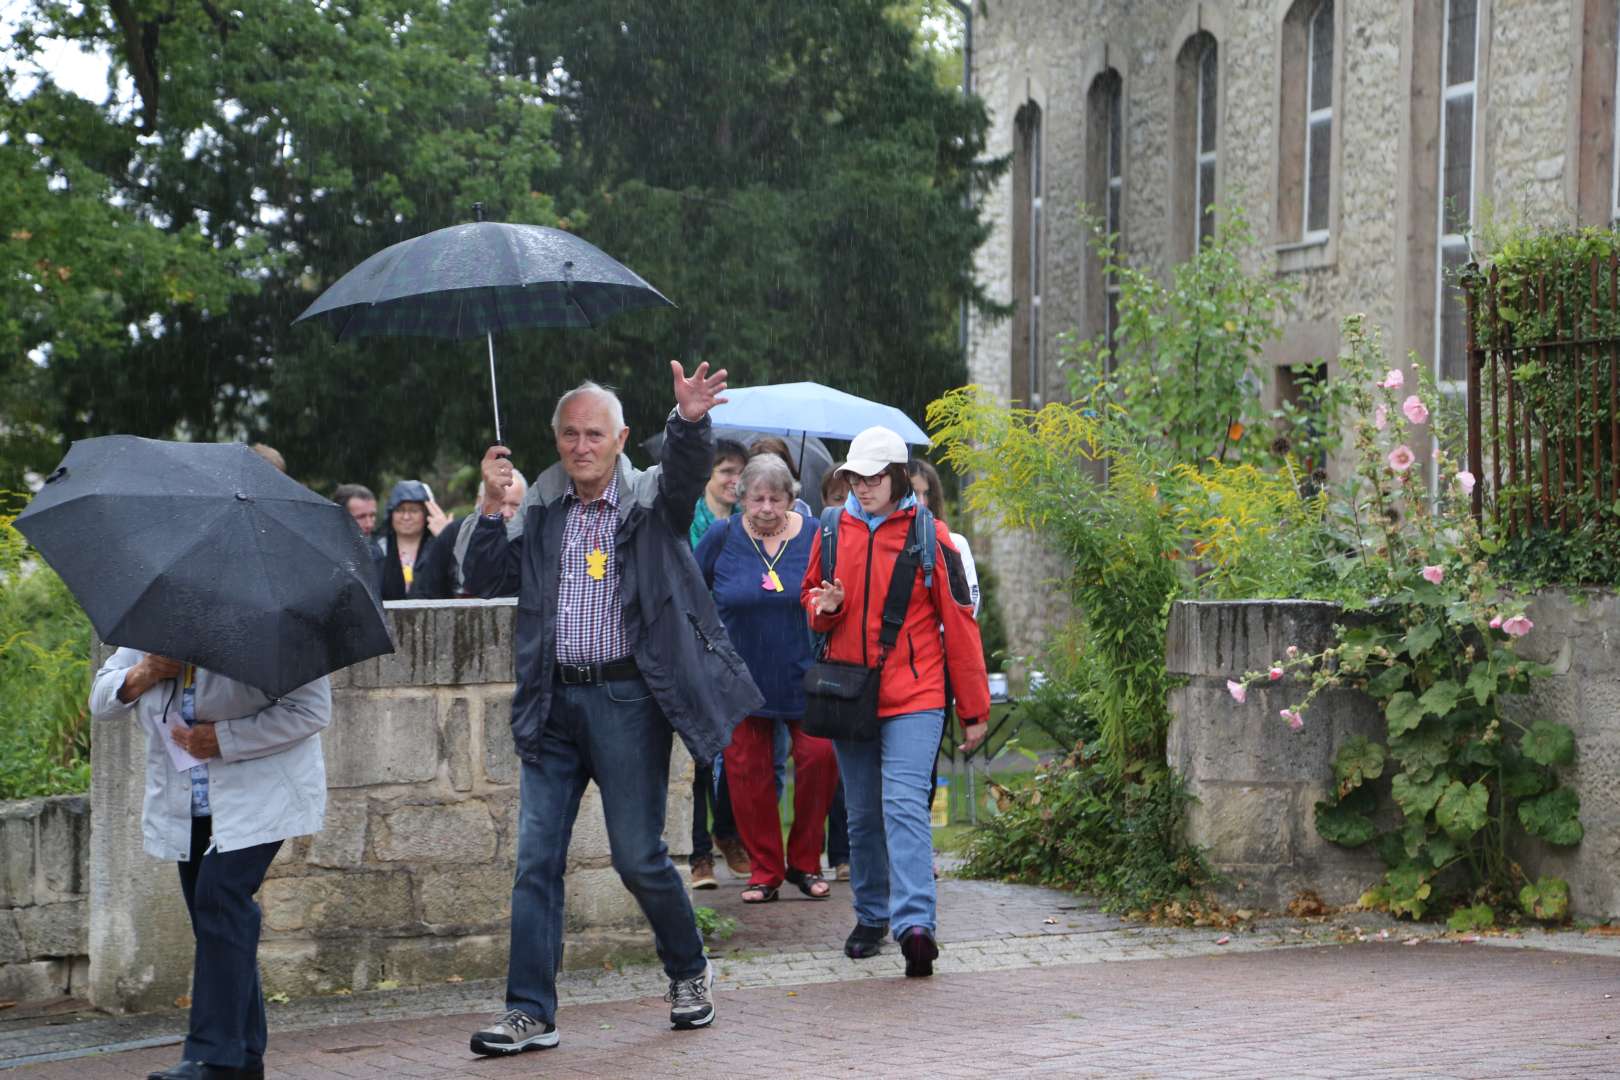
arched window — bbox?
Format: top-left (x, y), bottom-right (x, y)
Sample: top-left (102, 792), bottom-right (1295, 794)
top-left (1010, 101), bottom-right (1044, 405)
top-left (1087, 70), bottom-right (1124, 357)
top-left (1435, 0), bottom-right (1479, 388)
top-left (1174, 32), bottom-right (1218, 256)
top-left (1303, 0), bottom-right (1335, 238)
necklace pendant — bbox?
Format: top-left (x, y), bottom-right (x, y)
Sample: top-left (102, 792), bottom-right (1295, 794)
top-left (767, 569), bottom-right (784, 592)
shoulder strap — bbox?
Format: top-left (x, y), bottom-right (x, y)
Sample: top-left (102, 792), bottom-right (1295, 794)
top-left (817, 505), bottom-right (842, 584)
top-left (912, 504), bottom-right (935, 587)
top-left (877, 509), bottom-right (931, 658)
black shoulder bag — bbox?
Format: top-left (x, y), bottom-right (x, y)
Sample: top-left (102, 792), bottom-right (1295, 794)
top-left (800, 504), bottom-right (933, 741)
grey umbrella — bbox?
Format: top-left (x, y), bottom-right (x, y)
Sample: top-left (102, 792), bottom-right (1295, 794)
top-left (293, 205), bottom-right (673, 442)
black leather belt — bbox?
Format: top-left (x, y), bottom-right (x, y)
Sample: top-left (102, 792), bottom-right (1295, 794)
top-left (554, 657), bottom-right (639, 686)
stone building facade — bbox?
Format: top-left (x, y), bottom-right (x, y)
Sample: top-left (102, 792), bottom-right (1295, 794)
top-left (966, 0), bottom-right (1620, 656)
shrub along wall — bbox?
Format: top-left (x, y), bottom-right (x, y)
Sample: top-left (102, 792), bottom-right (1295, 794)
top-left (1169, 591), bottom-right (1620, 917)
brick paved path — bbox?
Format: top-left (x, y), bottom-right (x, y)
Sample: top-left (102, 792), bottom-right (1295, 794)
top-left (14, 943), bottom-right (1620, 1078)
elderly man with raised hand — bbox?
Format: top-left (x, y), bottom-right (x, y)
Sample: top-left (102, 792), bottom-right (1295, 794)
top-left (463, 362), bottom-right (763, 1057)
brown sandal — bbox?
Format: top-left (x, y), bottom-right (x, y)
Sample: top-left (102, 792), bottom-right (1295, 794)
top-left (785, 869), bottom-right (831, 900)
top-left (741, 882), bottom-right (779, 903)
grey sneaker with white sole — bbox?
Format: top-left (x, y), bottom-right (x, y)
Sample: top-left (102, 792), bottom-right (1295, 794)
top-left (666, 960), bottom-right (716, 1029)
top-left (470, 1008), bottom-right (559, 1055)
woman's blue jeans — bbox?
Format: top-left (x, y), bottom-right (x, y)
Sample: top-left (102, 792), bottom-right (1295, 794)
top-left (834, 709), bottom-right (944, 941)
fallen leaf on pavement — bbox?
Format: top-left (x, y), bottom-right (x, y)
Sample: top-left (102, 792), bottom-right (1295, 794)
top-left (267, 993), bottom-right (290, 1005)
top-left (1214, 935), bottom-right (1230, 945)
top-left (1402, 938), bottom-right (1421, 946)
top-left (446, 975), bottom-right (464, 983)
top-left (1044, 917), bottom-right (1058, 925)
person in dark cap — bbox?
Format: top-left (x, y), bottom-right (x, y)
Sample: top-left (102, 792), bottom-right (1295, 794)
top-left (372, 480), bottom-right (436, 601)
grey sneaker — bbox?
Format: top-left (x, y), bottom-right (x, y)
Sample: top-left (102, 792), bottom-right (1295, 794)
top-left (666, 960), bottom-right (716, 1029)
top-left (470, 1008), bottom-right (559, 1055)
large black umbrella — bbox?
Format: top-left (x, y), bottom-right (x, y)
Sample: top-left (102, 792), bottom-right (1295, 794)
top-left (15, 437), bottom-right (393, 698)
top-left (293, 207), bottom-right (674, 442)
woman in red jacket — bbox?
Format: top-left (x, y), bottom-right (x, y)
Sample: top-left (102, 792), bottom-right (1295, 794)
top-left (802, 426), bottom-right (990, 976)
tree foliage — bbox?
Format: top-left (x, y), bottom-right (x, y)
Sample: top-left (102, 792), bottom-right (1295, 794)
top-left (1, 0), bottom-right (997, 493)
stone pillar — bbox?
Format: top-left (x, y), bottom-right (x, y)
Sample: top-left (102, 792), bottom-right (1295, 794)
top-left (1166, 599), bottom-right (1385, 910)
top-left (0, 795), bottom-right (91, 1002)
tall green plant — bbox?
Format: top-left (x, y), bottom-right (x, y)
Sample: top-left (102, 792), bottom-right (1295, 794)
top-left (1226, 316), bottom-right (1580, 926)
top-left (0, 499), bottom-right (92, 797)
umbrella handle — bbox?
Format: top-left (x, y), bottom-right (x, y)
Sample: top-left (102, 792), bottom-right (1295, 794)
top-left (487, 331), bottom-right (502, 444)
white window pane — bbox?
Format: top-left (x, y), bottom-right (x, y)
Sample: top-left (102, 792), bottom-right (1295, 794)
top-left (1306, 118), bottom-right (1331, 233)
top-left (1032, 201), bottom-right (1041, 295)
top-left (1199, 43), bottom-right (1218, 154)
top-left (1442, 94), bottom-right (1474, 232)
top-left (1108, 85), bottom-right (1123, 174)
top-left (1309, 0), bottom-right (1334, 111)
top-left (1438, 245), bottom-right (1471, 382)
top-left (1446, 0), bottom-right (1477, 87)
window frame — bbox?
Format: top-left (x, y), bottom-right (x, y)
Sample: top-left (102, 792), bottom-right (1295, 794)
top-left (1105, 76), bottom-right (1123, 353)
top-left (1302, 0), bottom-right (1334, 243)
top-left (1194, 36), bottom-right (1218, 249)
top-left (1433, 0), bottom-right (1479, 398)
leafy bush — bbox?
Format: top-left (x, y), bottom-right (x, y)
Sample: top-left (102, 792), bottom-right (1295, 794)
top-left (1, 498), bottom-right (93, 797)
top-left (1228, 316), bottom-right (1580, 925)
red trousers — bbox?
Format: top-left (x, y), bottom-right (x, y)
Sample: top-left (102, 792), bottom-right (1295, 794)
top-left (723, 716), bottom-right (839, 887)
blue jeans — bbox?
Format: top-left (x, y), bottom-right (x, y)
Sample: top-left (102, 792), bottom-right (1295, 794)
top-left (506, 675), bottom-right (707, 1024)
top-left (834, 709), bottom-right (944, 941)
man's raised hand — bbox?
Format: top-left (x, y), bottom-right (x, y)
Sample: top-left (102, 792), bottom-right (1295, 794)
top-left (672, 360), bottom-right (728, 422)
top-left (480, 445), bottom-right (514, 515)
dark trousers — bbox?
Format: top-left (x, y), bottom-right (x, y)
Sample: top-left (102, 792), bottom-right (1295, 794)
top-left (177, 816), bottom-right (282, 1069)
top-left (689, 755), bottom-right (739, 866)
top-left (826, 777), bottom-right (850, 865)
top-left (506, 676), bottom-right (706, 1024)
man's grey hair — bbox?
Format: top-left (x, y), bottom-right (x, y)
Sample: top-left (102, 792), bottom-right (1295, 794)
top-left (476, 468), bottom-right (528, 503)
top-left (551, 381), bottom-right (626, 435)
top-left (332, 483), bottom-right (374, 508)
top-left (737, 452), bottom-right (799, 502)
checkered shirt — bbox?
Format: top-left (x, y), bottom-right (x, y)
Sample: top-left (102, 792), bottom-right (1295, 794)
top-left (556, 470), bottom-right (629, 664)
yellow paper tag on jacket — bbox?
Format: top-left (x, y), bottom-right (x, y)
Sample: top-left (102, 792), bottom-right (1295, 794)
top-left (586, 548), bottom-right (608, 580)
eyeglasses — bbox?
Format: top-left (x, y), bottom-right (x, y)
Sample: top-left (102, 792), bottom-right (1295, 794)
top-left (393, 505), bottom-right (426, 516)
top-left (848, 473), bottom-right (887, 490)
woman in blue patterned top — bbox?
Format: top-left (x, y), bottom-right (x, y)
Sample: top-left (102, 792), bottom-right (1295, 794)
top-left (695, 454), bottom-right (838, 903)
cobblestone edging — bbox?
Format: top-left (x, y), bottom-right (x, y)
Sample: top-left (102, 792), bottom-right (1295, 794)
top-left (0, 796), bottom-right (90, 1003)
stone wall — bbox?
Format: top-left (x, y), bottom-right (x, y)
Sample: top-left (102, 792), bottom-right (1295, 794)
top-left (0, 795), bottom-right (90, 1002)
top-left (1167, 592), bottom-right (1620, 916)
top-left (89, 600), bottom-right (694, 1013)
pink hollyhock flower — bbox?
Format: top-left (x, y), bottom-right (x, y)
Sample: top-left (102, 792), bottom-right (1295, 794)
top-left (1501, 614), bottom-right (1534, 637)
top-left (1420, 565), bottom-right (1445, 585)
top-left (1456, 470), bottom-right (1476, 495)
top-left (1378, 369), bottom-right (1405, 389)
top-left (1489, 615), bottom-right (1503, 630)
top-left (1387, 445), bottom-right (1416, 472)
top-left (1373, 404), bottom-right (1388, 430)
top-left (1280, 708), bottom-right (1304, 731)
top-left (1269, 666), bottom-right (1284, 681)
top-left (1402, 395), bottom-right (1429, 425)
top-left (1226, 680), bottom-right (1247, 704)
top-left (1286, 645), bottom-right (1300, 659)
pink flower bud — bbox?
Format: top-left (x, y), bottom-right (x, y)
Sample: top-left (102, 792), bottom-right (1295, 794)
top-left (1285, 645), bottom-right (1299, 659)
top-left (1402, 395), bottom-right (1429, 425)
top-left (1269, 667), bottom-right (1284, 681)
top-left (1489, 615), bottom-right (1503, 630)
top-left (1226, 680), bottom-right (1247, 704)
top-left (1378, 369), bottom-right (1405, 389)
top-left (1456, 470), bottom-right (1476, 495)
top-left (1373, 404), bottom-right (1388, 430)
top-left (1387, 445), bottom-right (1416, 473)
top-left (1280, 708), bottom-right (1304, 731)
top-left (1420, 565), bottom-right (1445, 585)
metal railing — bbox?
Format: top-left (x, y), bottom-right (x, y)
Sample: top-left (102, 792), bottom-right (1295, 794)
top-left (1462, 255), bottom-right (1620, 533)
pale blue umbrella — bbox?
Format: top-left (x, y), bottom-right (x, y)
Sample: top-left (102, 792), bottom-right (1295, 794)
top-left (706, 382), bottom-right (931, 446)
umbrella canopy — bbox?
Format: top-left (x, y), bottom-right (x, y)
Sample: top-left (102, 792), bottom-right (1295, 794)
top-left (15, 437), bottom-right (393, 698)
top-left (292, 220), bottom-right (674, 341)
top-left (705, 382), bottom-right (931, 446)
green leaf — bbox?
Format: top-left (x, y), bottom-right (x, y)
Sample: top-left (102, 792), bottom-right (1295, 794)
top-left (1518, 787), bottom-right (1584, 845)
top-left (1385, 691), bottom-right (1424, 737)
top-left (1520, 720), bottom-right (1575, 767)
top-left (1385, 864), bottom-right (1433, 919)
top-left (1464, 661), bottom-right (1497, 707)
top-left (1402, 622), bottom-right (1443, 659)
top-left (1425, 832), bottom-right (1460, 868)
top-left (1500, 751), bottom-right (1552, 799)
top-left (1446, 903), bottom-right (1495, 932)
top-left (1434, 780), bottom-right (1490, 840)
top-left (1366, 663), bottom-right (1411, 699)
top-left (1389, 725), bottom-right (1452, 781)
top-left (1519, 876), bottom-right (1570, 921)
top-left (1477, 537), bottom-right (1502, 555)
top-left (1332, 736), bottom-right (1386, 792)
top-left (1417, 679), bottom-right (1463, 719)
top-left (1456, 739), bottom-right (1499, 768)
top-left (1391, 770), bottom-right (1448, 817)
top-left (1315, 798), bottom-right (1379, 847)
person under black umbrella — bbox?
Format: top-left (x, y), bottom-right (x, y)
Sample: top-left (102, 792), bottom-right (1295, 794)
top-left (372, 480), bottom-right (438, 601)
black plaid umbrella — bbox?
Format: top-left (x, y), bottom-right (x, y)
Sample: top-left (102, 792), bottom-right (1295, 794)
top-left (293, 208), bottom-right (673, 440)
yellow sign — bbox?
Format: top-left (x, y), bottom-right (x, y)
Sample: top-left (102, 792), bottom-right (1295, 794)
top-left (586, 548), bottom-right (608, 580)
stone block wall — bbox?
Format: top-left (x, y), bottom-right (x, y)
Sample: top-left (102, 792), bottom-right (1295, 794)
top-left (0, 795), bottom-right (90, 1002)
top-left (1168, 592), bottom-right (1620, 917)
top-left (89, 600), bottom-right (695, 1013)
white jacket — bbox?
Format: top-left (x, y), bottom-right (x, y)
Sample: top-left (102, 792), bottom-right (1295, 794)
top-left (90, 649), bottom-right (330, 860)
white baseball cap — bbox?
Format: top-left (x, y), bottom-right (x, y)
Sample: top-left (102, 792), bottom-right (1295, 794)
top-left (837, 426), bottom-right (909, 477)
